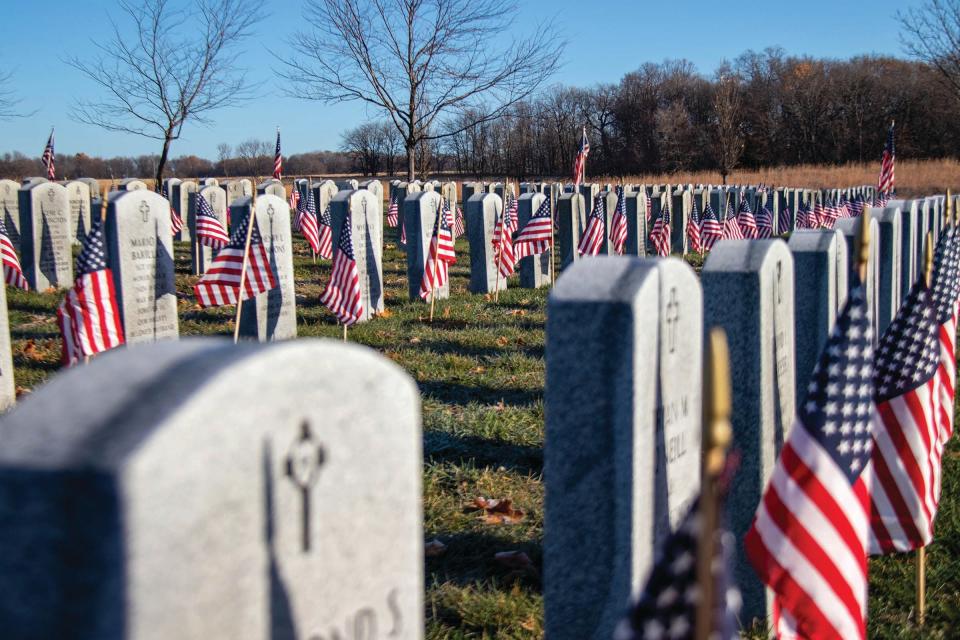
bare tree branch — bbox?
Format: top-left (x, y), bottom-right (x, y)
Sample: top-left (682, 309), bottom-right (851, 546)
top-left (900, 0), bottom-right (960, 99)
top-left (65, 0), bottom-right (258, 187)
top-left (277, 0), bottom-right (565, 178)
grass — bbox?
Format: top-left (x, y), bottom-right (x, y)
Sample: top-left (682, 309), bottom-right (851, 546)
top-left (7, 223), bottom-right (960, 638)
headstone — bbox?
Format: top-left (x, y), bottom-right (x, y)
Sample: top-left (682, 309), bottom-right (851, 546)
top-left (461, 182), bottom-right (481, 204)
top-left (0, 339), bottom-right (423, 639)
top-left (466, 193), bottom-right (505, 293)
top-left (22, 177), bottom-right (48, 187)
top-left (395, 182), bottom-right (421, 250)
top-left (201, 178), bottom-right (219, 187)
top-left (64, 180), bottom-right (93, 244)
top-left (234, 195), bottom-right (297, 341)
top-left (329, 189), bottom-right (384, 322)
top-left (172, 180), bottom-right (197, 242)
top-left (404, 190), bottom-right (448, 301)
top-left (18, 182), bottom-right (72, 290)
top-left (336, 179), bottom-right (360, 191)
top-left (162, 177), bottom-right (181, 197)
top-left (835, 216), bottom-right (880, 342)
top-left (0, 179), bottom-right (21, 245)
top-left (875, 207), bottom-right (902, 336)
top-left (556, 193), bottom-right (585, 272)
top-left (440, 182), bottom-right (457, 213)
top-left (118, 178), bottom-right (147, 191)
top-left (623, 191), bottom-right (648, 256)
top-left (78, 177), bottom-right (105, 224)
top-left (701, 239), bottom-right (796, 623)
top-left (0, 265), bottom-right (15, 409)
top-left (516, 192), bottom-right (551, 288)
top-left (578, 183), bottom-right (599, 216)
top-left (223, 179), bottom-right (253, 206)
top-left (105, 191), bottom-right (179, 344)
top-left (189, 185), bottom-right (228, 275)
top-left (545, 257), bottom-right (702, 640)
top-left (312, 180), bottom-right (339, 217)
top-left (668, 189), bottom-right (690, 254)
top-left (887, 199), bottom-right (919, 297)
top-left (788, 230), bottom-right (848, 404)
top-left (359, 179), bottom-right (383, 203)
top-left (256, 179), bottom-right (285, 199)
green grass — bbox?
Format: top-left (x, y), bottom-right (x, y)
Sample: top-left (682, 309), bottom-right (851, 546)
top-left (7, 229), bottom-right (959, 638)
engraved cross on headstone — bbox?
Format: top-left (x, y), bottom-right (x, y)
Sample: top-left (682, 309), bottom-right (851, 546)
top-left (665, 287), bottom-right (680, 353)
top-left (285, 420), bottom-right (326, 553)
top-left (139, 201), bottom-right (150, 223)
top-left (776, 261), bottom-right (783, 305)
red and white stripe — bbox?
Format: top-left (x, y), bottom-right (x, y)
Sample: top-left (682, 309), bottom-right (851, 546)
top-left (196, 216), bottom-right (229, 250)
top-left (1, 231), bottom-right (28, 289)
top-left (56, 270), bottom-right (124, 365)
top-left (193, 238), bottom-right (277, 307)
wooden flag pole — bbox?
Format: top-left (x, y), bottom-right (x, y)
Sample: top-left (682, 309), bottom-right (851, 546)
top-left (343, 323), bottom-right (348, 342)
top-left (232, 208), bottom-right (259, 344)
top-left (695, 327), bottom-right (733, 640)
top-left (916, 231), bottom-right (935, 627)
top-left (494, 197), bottom-right (503, 303)
top-left (549, 192), bottom-right (556, 287)
top-left (857, 207), bottom-right (871, 283)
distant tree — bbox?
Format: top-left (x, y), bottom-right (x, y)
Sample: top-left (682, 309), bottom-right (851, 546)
top-left (235, 139), bottom-right (272, 179)
top-left (171, 155), bottom-right (214, 178)
top-left (281, 0), bottom-right (564, 180)
top-left (711, 69), bottom-right (745, 184)
top-left (901, 1), bottom-right (960, 99)
top-left (341, 122), bottom-right (385, 175)
top-left (216, 143), bottom-right (232, 177)
top-left (0, 70), bottom-right (29, 120)
top-left (66, 0), bottom-right (256, 189)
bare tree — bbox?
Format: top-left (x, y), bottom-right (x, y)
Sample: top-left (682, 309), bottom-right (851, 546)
top-left (341, 122), bottom-right (385, 175)
top-left (901, 1), bottom-right (960, 97)
top-left (66, 0), bottom-right (257, 189)
top-left (217, 143), bottom-right (232, 176)
top-left (236, 139), bottom-right (272, 180)
top-left (280, 0), bottom-right (564, 179)
top-left (711, 69), bottom-right (745, 184)
top-left (0, 70), bottom-right (30, 120)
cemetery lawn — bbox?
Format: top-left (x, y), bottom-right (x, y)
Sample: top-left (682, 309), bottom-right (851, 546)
top-left (5, 234), bottom-right (959, 639)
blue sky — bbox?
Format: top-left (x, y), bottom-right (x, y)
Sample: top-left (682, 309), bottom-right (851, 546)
top-left (0, 0), bottom-right (919, 160)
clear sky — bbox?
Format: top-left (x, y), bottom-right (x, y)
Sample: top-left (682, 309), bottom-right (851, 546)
top-left (0, 0), bottom-right (921, 160)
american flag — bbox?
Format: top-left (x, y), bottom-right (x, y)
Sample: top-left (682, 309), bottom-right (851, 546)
top-left (505, 193), bottom-right (519, 235)
top-left (850, 197), bottom-right (865, 218)
top-left (296, 185), bottom-right (321, 255)
top-left (288, 182), bottom-right (301, 219)
top-left (795, 204), bottom-right (811, 230)
top-left (320, 213), bottom-right (363, 325)
top-left (418, 205), bottom-right (457, 300)
top-left (646, 192), bottom-right (652, 223)
top-left (700, 202), bottom-right (724, 251)
top-left (650, 201), bottom-right (672, 257)
top-left (687, 196), bottom-right (702, 254)
top-left (931, 228), bottom-right (960, 500)
top-left (746, 281), bottom-right (874, 640)
top-left (573, 126), bottom-right (590, 188)
top-left (737, 197), bottom-right (759, 239)
top-left (454, 205), bottom-right (465, 239)
top-left (811, 200), bottom-right (826, 229)
top-left (56, 223), bottom-right (124, 366)
top-left (614, 494), bottom-right (741, 640)
top-left (868, 279), bottom-right (941, 554)
top-left (514, 197), bottom-right (553, 261)
top-left (875, 192), bottom-right (891, 208)
top-left (878, 121), bottom-right (895, 195)
top-left (162, 182), bottom-right (183, 235)
top-left (609, 186), bottom-right (628, 255)
top-left (493, 198), bottom-right (516, 278)
top-left (722, 201), bottom-right (743, 240)
top-left (195, 193), bottom-right (229, 250)
top-left (777, 205), bottom-right (792, 236)
top-left (386, 194), bottom-right (399, 227)
top-left (578, 193), bottom-right (607, 257)
top-left (41, 129), bottom-right (55, 180)
top-left (756, 204), bottom-right (774, 239)
top-left (317, 203), bottom-right (334, 259)
top-left (820, 199), bottom-right (840, 229)
top-left (273, 129), bottom-right (283, 180)
top-left (0, 217), bottom-right (27, 290)
top-left (193, 211), bottom-right (277, 307)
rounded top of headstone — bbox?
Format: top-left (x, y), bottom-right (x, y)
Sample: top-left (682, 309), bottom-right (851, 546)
top-left (835, 215), bottom-right (879, 239)
top-left (553, 256), bottom-right (696, 305)
top-left (876, 206), bottom-right (902, 224)
top-left (107, 188), bottom-right (167, 212)
top-left (702, 239), bottom-right (793, 274)
top-left (65, 180), bottom-right (91, 197)
top-left (407, 189), bottom-right (442, 205)
top-left (178, 180), bottom-right (198, 191)
top-left (466, 191), bottom-right (502, 208)
top-left (788, 229), bottom-right (845, 253)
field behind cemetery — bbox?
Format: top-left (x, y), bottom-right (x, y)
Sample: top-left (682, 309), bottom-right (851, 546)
top-left (6, 216), bottom-right (960, 638)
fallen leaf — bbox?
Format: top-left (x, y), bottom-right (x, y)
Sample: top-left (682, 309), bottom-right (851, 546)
top-left (442, 306), bottom-right (451, 318)
top-left (484, 293), bottom-right (493, 302)
top-left (375, 308), bottom-right (393, 318)
top-left (14, 386), bottom-right (31, 398)
top-left (43, 287), bottom-right (57, 294)
top-left (496, 336), bottom-right (509, 346)
top-left (21, 340), bottom-right (38, 361)
top-left (467, 496), bottom-right (526, 524)
top-left (493, 399), bottom-right (506, 411)
top-left (495, 550), bottom-right (534, 571)
top-left (507, 309), bottom-right (527, 316)
top-left (471, 366), bottom-right (486, 374)
top-left (425, 539), bottom-right (447, 557)
top-left (409, 337), bottom-right (421, 344)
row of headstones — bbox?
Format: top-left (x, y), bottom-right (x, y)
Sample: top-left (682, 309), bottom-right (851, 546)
top-left (541, 195), bottom-right (953, 638)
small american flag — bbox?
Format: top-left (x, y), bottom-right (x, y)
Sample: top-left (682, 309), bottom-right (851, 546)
top-left (737, 197), bottom-right (758, 239)
top-left (573, 126), bottom-right (590, 188)
top-left (454, 205), bottom-right (465, 239)
top-left (0, 217), bottom-right (27, 290)
top-left (609, 186), bottom-right (628, 255)
top-left (514, 197), bottom-right (553, 261)
top-left (386, 194), bottom-right (399, 227)
top-left (273, 129), bottom-right (283, 180)
top-left (777, 205), bottom-right (792, 235)
top-left (505, 193), bottom-right (519, 235)
top-left (578, 193), bottom-right (606, 257)
top-left (614, 491), bottom-right (741, 640)
top-left (868, 279), bottom-right (941, 554)
top-left (931, 229), bottom-right (960, 500)
top-left (650, 201), bottom-right (671, 257)
top-left (756, 204), bottom-right (773, 239)
top-left (700, 202), bottom-right (723, 251)
top-left (850, 197), bottom-right (865, 218)
top-left (722, 201), bottom-right (743, 240)
top-left (746, 280), bottom-right (874, 639)
top-left (320, 214), bottom-right (363, 325)
top-left (493, 199), bottom-right (516, 278)
top-left (195, 193), bottom-right (229, 250)
top-left (820, 199), bottom-right (840, 229)
top-left (795, 204), bottom-right (811, 230)
top-left (288, 182), bottom-right (301, 216)
top-left (162, 182), bottom-right (183, 235)
top-left (878, 121), bottom-right (895, 196)
top-left (193, 211), bottom-right (277, 307)
top-left (317, 204), bottom-right (334, 259)
top-left (686, 196), bottom-right (702, 254)
top-left (41, 129), bottom-right (55, 180)
top-left (56, 223), bottom-right (124, 366)
top-left (296, 185), bottom-right (321, 255)
top-left (418, 204), bottom-right (457, 300)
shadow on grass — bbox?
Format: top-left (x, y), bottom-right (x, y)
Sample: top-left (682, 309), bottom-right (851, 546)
top-left (416, 338), bottom-right (545, 362)
top-left (418, 379), bottom-right (541, 408)
top-left (425, 431), bottom-right (543, 477)
top-left (424, 529), bottom-right (542, 591)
